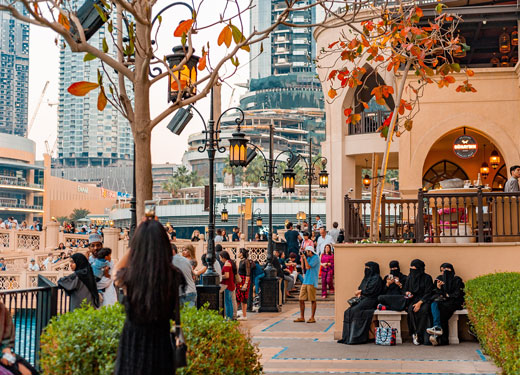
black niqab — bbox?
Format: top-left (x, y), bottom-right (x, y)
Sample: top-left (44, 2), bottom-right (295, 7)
top-left (71, 253), bottom-right (99, 307)
top-left (360, 261), bottom-right (381, 292)
top-left (407, 259), bottom-right (426, 295)
top-left (440, 262), bottom-right (455, 292)
top-left (389, 260), bottom-right (401, 277)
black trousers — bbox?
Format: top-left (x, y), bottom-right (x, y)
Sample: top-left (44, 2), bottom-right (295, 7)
top-left (407, 301), bottom-right (432, 345)
top-left (338, 297), bottom-right (378, 345)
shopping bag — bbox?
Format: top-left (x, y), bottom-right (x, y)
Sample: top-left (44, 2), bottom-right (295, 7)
top-left (375, 320), bottom-right (397, 346)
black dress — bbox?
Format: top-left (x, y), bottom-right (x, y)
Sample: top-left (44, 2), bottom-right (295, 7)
top-left (115, 289), bottom-right (177, 375)
top-left (338, 262), bottom-right (384, 345)
top-left (432, 269), bottom-right (465, 345)
top-left (377, 273), bottom-right (408, 311)
top-left (405, 261), bottom-right (434, 345)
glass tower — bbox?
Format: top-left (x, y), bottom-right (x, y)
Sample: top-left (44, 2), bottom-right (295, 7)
top-left (0, 2), bottom-right (29, 137)
top-left (56, 27), bottom-right (133, 168)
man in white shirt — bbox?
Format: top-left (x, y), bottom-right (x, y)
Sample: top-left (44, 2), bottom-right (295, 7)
top-left (214, 229), bottom-right (224, 243)
top-left (0, 219), bottom-right (5, 229)
top-left (172, 244), bottom-right (197, 307)
top-left (28, 259), bottom-right (40, 271)
top-left (316, 227), bottom-right (333, 256)
top-left (42, 253), bottom-right (53, 270)
top-left (504, 165), bottom-right (520, 192)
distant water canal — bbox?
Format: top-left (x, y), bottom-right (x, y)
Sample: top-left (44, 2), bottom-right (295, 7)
top-left (13, 309), bottom-right (37, 365)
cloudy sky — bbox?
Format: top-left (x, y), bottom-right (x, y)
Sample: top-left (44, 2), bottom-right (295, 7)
top-left (27, 0), bottom-right (251, 164)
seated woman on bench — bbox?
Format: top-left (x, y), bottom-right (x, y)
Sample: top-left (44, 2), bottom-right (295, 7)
top-left (427, 263), bottom-right (465, 346)
top-left (377, 260), bottom-right (408, 311)
top-left (338, 261), bottom-right (383, 345)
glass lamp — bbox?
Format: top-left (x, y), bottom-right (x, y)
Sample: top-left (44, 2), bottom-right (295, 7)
top-left (228, 130), bottom-right (248, 167)
top-left (490, 150), bottom-right (500, 169)
top-left (363, 174), bottom-right (371, 188)
top-left (221, 208), bottom-right (228, 222)
top-left (282, 168), bottom-right (296, 193)
top-left (512, 26), bottom-right (518, 46)
top-left (501, 55), bottom-right (509, 67)
top-left (499, 28), bottom-right (511, 54)
top-left (490, 53), bottom-right (500, 67)
top-left (166, 46), bottom-right (199, 102)
top-left (256, 215), bottom-right (263, 226)
top-left (319, 169), bottom-right (329, 188)
top-left (480, 162), bottom-right (490, 179)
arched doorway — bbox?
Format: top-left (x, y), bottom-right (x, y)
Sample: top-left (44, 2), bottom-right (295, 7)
top-left (422, 127), bottom-right (505, 190)
top-left (423, 160), bottom-right (469, 190)
top-left (492, 165), bottom-right (508, 191)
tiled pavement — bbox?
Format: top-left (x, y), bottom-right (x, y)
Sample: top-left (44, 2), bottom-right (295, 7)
top-left (239, 302), bottom-right (500, 375)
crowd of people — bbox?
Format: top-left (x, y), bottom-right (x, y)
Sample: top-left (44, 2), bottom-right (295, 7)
top-left (0, 217), bottom-right (41, 231)
top-left (338, 259), bottom-right (465, 346)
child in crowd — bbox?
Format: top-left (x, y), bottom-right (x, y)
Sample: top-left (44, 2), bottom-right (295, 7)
top-left (91, 248), bottom-right (111, 280)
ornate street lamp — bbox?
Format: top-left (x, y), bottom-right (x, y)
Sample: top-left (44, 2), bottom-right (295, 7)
top-left (166, 46), bottom-right (199, 102)
top-left (490, 150), bottom-right (500, 169)
top-left (282, 168), bottom-right (296, 193)
top-left (256, 215), bottom-right (263, 227)
top-left (221, 208), bottom-right (229, 222)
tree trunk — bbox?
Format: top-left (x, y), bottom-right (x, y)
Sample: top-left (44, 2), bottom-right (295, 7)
top-left (370, 60), bottom-right (412, 241)
top-left (134, 128), bottom-right (153, 220)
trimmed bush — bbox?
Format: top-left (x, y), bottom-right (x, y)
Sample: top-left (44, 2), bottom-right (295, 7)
top-left (465, 272), bottom-right (520, 374)
top-left (40, 303), bottom-right (124, 375)
top-left (39, 304), bottom-right (262, 375)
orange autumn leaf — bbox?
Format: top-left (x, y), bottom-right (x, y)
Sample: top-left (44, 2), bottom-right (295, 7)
top-left (58, 13), bottom-right (70, 31)
top-left (445, 76), bottom-right (456, 84)
top-left (174, 19), bottom-right (194, 37)
top-left (415, 7), bottom-right (423, 18)
top-left (351, 113), bottom-right (361, 124)
top-left (466, 69), bottom-right (475, 77)
top-left (97, 88), bottom-right (107, 111)
top-left (344, 108), bottom-right (353, 117)
top-left (218, 25), bottom-right (232, 47)
top-left (68, 81), bottom-right (99, 96)
top-left (328, 88), bottom-right (337, 99)
top-left (198, 52), bottom-right (207, 71)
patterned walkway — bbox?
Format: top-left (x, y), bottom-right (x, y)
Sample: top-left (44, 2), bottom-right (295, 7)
top-left (240, 302), bottom-right (500, 375)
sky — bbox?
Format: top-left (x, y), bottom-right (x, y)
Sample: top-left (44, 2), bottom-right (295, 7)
top-left (26, 0), bottom-right (251, 164)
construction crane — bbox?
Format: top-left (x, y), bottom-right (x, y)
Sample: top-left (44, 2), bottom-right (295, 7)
top-left (27, 81), bottom-right (50, 136)
top-left (44, 139), bottom-right (58, 157)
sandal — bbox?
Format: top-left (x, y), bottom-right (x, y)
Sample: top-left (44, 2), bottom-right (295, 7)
top-left (293, 317), bottom-right (305, 322)
top-left (306, 318), bottom-right (316, 323)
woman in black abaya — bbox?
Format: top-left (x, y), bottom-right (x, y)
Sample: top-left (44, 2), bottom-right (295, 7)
top-left (377, 260), bottom-right (408, 311)
top-left (404, 259), bottom-right (434, 345)
top-left (426, 263), bottom-right (465, 346)
top-left (338, 261), bottom-right (383, 345)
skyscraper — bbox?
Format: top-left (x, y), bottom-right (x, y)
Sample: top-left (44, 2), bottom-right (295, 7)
top-left (56, 27), bottom-right (133, 168)
top-left (0, 3), bottom-right (29, 137)
top-left (250, 0), bottom-right (316, 79)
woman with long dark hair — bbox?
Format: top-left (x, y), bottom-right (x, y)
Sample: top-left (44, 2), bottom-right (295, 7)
top-left (338, 261), bottom-right (383, 344)
top-left (219, 250), bottom-right (236, 320)
top-left (236, 248), bottom-right (252, 321)
top-left (404, 259), bottom-right (434, 345)
top-left (58, 253), bottom-right (100, 311)
top-left (114, 219), bottom-right (182, 375)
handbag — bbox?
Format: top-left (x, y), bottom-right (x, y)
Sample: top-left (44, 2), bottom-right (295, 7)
top-left (0, 366), bottom-right (14, 375)
top-left (347, 296), bottom-right (361, 306)
top-left (375, 320), bottom-right (397, 346)
top-left (171, 290), bottom-right (188, 369)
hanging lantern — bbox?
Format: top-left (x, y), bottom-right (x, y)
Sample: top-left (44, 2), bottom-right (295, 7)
top-left (228, 130), bottom-right (249, 167)
top-left (362, 174), bottom-right (371, 188)
top-left (318, 169), bottom-right (329, 188)
top-left (454, 31), bottom-right (466, 58)
top-left (501, 54), bottom-right (509, 67)
top-left (511, 55), bottom-right (518, 66)
top-left (499, 28), bottom-right (511, 54)
top-left (296, 211), bottom-right (306, 221)
top-left (480, 162), bottom-right (490, 179)
top-left (221, 208), bottom-right (229, 222)
top-left (512, 26), bottom-right (518, 46)
top-left (490, 150), bottom-right (500, 169)
top-left (166, 46), bottom-right (199, 102)
top-left (490, 53), bottom-right (500, 67)
top-left (282, 168), bottom-right (296, 193)
top-left (256, 215), bottom-right (263, 227)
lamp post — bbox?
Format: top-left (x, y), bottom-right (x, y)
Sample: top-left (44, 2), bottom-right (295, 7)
top-left (229, 123), bottom-right (296, 312)
top-left (250, 207), bottom-right (262, 240)
top-left (299, 137), bottom-right (328, 233)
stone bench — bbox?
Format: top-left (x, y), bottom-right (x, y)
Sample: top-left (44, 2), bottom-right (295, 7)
top-left (374, 309), bottom-right (468, 344)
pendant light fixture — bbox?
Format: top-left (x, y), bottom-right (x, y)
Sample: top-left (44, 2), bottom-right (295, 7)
top-left (501, 55), bottom-right (510, 67)
top-left (362, 158), bottom-right (371, 188)
top-left (512, 26), bottom-right (518, 46)
top-left (499, 27), bottom-right (511, 54)
top-left (489, 149), bottom-right (500, 169)
top-left (511, 55), bottom-right (518, 66)
top-left (480, 144), bottom-right (490, 179)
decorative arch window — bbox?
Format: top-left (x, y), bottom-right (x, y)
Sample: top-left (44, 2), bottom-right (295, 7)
top-left (422, 160), bottom-right (469, 190)
top-left (492, 164), bottom-right (507, 191)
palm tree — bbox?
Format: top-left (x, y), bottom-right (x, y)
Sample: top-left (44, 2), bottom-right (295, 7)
top-left (222, 157), bottom-right (244, 186)
top-left (245, 157), bottom-right (265, 186)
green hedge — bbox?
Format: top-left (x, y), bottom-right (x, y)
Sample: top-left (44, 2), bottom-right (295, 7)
top-left (40, 303), bottom-right (262, 375)
top-left (465, 272), bottom-right (520, 374)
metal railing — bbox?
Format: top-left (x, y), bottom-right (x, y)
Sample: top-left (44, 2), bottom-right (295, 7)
top-left (348, 110), bottom-right (391, 135)
top-left (0, 176), bottom-right (43, 190)
top-left (0, 275), bottom-right (69, 368)
top-left (344, 195), bottom-right (419, 241)
top-left (417, 188), bottom-right (520, 243)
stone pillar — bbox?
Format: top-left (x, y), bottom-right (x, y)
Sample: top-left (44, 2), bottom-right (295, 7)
top-left (45, 222), bottom-right (59, 250)
top-left (103, 228), bottom-right (120, 259)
